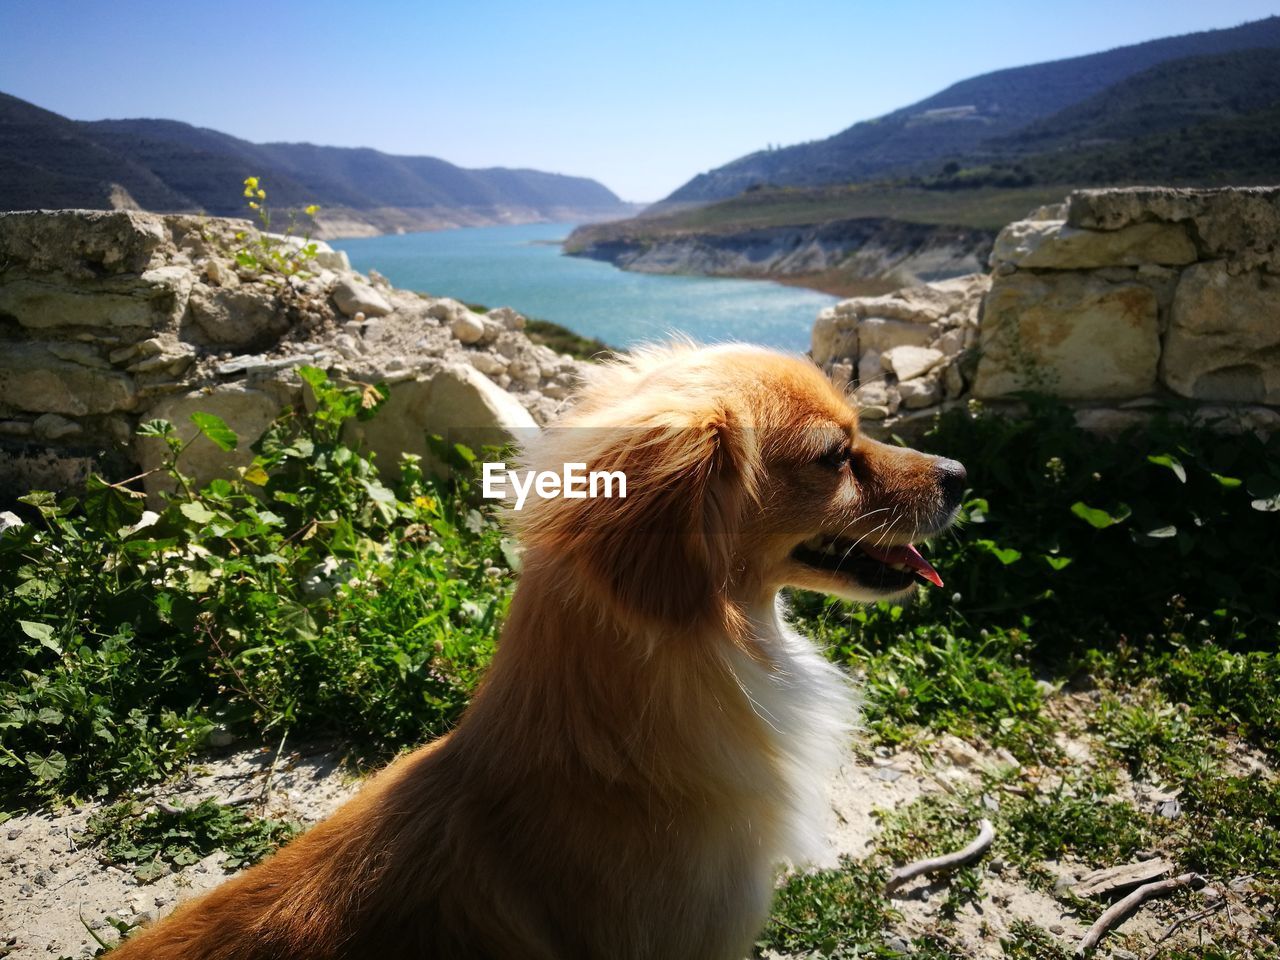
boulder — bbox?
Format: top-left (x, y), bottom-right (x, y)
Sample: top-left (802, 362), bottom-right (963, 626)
top-left (332, 277), bottom-right (392, 318)
top-left (344, 365), bottom-right (538, 477)
top-left (990, 219), bottom-right (1196, 270)
top-left (134, 385), bottom-right (285, 494)
top-left (451, 312), bottom-right (487, 345)
top-left (974, 272), bottom-right (1160, 400)
top-left (1162, 263), bottom-right (1280, 403)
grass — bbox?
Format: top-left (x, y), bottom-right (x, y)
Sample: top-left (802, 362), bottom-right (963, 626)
top-left (522, 317), bottom-right (615, 361)
top-left (565, 183), bottom-right (1067, 247)
top-left (4, 387), bottom-right (1279, 957)
top-left (463, 301), bottom-right (614, 361)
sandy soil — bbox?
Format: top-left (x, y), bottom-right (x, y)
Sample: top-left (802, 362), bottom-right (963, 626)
top-left (1, 726), bottom-right (1268, 958)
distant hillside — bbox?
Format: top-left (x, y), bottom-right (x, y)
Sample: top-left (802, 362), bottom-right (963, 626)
top-left (665, 15), bottom-right (1280, 205)
top-left (0, 93), bottom-right (630, 237)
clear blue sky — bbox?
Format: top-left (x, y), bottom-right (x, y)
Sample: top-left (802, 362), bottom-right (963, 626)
top-left (2, 0), bottom-right (1277, 201)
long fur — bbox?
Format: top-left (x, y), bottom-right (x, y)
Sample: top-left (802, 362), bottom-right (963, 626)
top-left (112, 342), bottom-right (959, 960)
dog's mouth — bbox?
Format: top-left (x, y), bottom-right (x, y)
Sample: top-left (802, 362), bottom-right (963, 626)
top-left (791, 533), bottom-right (943, 593)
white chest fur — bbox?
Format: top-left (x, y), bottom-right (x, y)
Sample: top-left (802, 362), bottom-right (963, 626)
top-left (732, 595), bottom-right (860, 868)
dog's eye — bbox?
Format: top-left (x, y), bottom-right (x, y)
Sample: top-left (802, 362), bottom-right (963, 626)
top-left (818, 445), bottom-right (850, 469)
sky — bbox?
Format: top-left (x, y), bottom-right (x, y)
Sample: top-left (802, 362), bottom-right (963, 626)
top-left (2, 0), bottom-right (1278, 202)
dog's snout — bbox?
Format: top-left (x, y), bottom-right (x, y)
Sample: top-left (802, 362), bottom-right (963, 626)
top-left (935, 458), bottom-right (967, 506)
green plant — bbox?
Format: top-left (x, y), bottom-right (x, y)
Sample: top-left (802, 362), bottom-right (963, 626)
top-left (758, 858), bottom-right (900, 958)
top-left (84, 798), bottom-right (298, 882)
top-left (228, 175), bottom-right (321, 279)
top-left (0, 367), bottom-right (510, 810)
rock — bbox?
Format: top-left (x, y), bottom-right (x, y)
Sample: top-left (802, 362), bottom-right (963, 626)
top-left (0, 273), bottom-right (185, 329)
top-left (1067, 186), bottom-right (1280, 271)
top-left (32, 414), bottom-right (83, 441)
top-left (944, 363), bottom-right (965, 399)
top-left (468, 352), bottom-right (508, 377)
top-left (488, 306), bottom-right (526, 331)
top-left (343, 365), bottom-right (538, 478)
top-left (936, 328), bottom-right (965, 357)
top-left (858, 318), bottom-right (938, 353)
top-left (331, 278), bottom-right (392, 318)
top-left (451, 312), bottom-right (487, 345)
top-left (828, 361), bottom-right (853, 389)
top-left (936, 734), bottom-right (981, 767)
top-left (882, 345), bottom-right (944, 382)
top-left (47, 342), bottom-right (110, 369)
top-left (811, 308), bottom-right (858, 366)
top-left (508, 358), bottom-right (542, 387)
top-left (0, 344), bottom-right (138, 415)
top-left (135, 386), bottom-right (283, 495)
top-left (188, 283), bottom-right (287, 347)
top-left (899, 375), bottom-right (942, 409)
top-left (974, 272), bottom-right (1159, 400)
top-left (856, 381), bottom-right (899, 417)
top-left (1161, 263), bottom-right (1280, 404)
top-left (0, 209), bottom-right (170, 277)
top-left (857, 350), bottom-right (883, 386)
top-left (990, 219), bottom-right (1196, 270)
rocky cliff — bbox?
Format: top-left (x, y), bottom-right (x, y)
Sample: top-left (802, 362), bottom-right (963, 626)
top-left (811, 186), bottom-right (1280, 437)
top-left (0, 210), bottom-right (586, 497)
top-left (565, 217), bottom-right (993, 295)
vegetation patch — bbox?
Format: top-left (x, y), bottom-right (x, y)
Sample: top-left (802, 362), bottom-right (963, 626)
top-left (0, 367), bottom-right (510, 811)
top-left (84, 799), bottom-right (298, 883)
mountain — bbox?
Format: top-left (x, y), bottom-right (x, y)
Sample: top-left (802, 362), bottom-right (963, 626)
top-left (0, 93), bottom-right (630, 236)
top-left (664, 15), bottom-right (1280, 205)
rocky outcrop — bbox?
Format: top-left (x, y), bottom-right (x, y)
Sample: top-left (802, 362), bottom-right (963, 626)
top-left (0, 210), bottom-right (584, 496)
top-left (811, 274), bottom-right (989, 430)
top-left (566, 218), bottom-right (993, 291)
top-left (811, 187), bottom-right (1280, 436)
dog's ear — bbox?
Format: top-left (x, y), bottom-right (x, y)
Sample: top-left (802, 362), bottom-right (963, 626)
top-left (516, 404), bottom-right (756, 627)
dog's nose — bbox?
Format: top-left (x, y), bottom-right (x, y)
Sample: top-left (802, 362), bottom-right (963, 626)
top-left (935, 458), bottom-right (967, 506)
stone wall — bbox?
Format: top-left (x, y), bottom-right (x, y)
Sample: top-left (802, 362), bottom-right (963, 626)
top-left (812, 187), bottom-right (1280, 436)
top-left (0, 210), bottom-right (586, 496)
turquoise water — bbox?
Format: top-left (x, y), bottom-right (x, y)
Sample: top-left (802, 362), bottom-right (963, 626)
top-left (332, 222), bottom-right (836, 352)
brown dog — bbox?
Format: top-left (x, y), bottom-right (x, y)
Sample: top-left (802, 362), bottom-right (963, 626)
top-left (112, 343), bottom-right (964, 960)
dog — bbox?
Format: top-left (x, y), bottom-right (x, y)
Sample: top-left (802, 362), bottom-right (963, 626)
top-left (111, 343), bottom-right (965, 960)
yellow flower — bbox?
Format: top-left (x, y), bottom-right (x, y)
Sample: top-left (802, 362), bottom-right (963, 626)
top-left (304, 204), bottom-right (320, 217)
top-left (256, 189), bottom-right (266, 199)
top-left (248, 201), bottom-right (259, 210)
top-left (243, 176), bottom-right (259, 189)
top-left (243, 187), bottom-right (253, 198)
top-left (413, 495), bottom-right (436, 511)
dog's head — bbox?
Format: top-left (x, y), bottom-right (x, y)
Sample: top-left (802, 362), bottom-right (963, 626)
top-left (514, 343), bottom-right (965, 627)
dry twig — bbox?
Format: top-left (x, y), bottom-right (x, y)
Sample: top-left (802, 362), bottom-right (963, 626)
top-left (885, 818), bottom-right (995, 894)
top-left (1077, 872), bottom-right (1205, 955)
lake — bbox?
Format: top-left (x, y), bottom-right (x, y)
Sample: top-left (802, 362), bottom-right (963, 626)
top-left (332, 222), bottom-right (836, 352)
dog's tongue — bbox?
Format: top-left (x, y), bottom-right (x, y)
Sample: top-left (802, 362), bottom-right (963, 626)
top-left (861, 543), bottom-right (944, 588)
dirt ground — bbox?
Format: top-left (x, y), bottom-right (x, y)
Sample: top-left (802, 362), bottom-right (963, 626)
top-left (1, 721), bottom-right (1267, 959)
